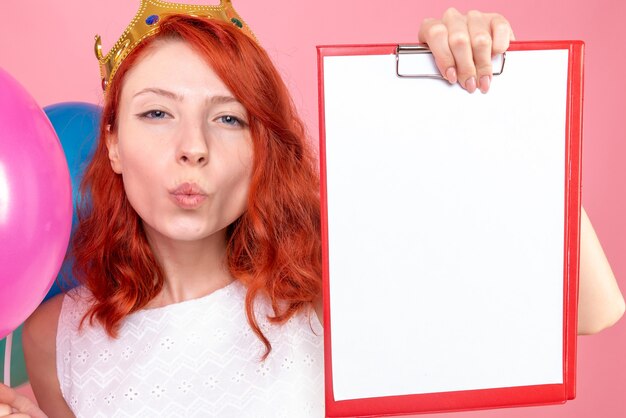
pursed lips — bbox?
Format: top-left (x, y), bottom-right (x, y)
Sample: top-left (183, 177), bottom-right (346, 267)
top-left (169, 182), bottom-right (208, 209)
top-left (170, 182), bottom-right (207, 196)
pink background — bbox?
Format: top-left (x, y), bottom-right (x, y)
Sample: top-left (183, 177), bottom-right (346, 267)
top-left (1, 1), bottom-right (624, 417)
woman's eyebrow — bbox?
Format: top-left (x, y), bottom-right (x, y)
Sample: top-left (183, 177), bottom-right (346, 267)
top-left (209, 95), bottom-right (241, 106)
top-left (132, 88), bottom-right (241, 106)
top-left (133, 87), bottom-right (183, 101)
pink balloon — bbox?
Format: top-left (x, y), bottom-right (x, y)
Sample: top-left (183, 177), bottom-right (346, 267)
top-left (0, 68), bottom-right (72, 339)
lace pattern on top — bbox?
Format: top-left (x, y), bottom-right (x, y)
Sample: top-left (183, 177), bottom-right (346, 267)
top-left (56, 280), bottom-right (324, 417)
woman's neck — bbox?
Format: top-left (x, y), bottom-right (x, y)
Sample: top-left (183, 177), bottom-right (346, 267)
top-left (143, 225), bottom-right (235, 308)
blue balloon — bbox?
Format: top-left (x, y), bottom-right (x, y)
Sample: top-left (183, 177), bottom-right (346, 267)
top-left (43, 102), bottom-right (101, 300)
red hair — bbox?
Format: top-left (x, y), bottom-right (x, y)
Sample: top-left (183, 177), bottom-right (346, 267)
top-left (72, 15), bottom-right (321, 359)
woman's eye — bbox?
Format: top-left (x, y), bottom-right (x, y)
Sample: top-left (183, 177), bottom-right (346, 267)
top-left (140, 110), bottom-right (168, 119)
top-left (218, 115), bottom-right (245, 127)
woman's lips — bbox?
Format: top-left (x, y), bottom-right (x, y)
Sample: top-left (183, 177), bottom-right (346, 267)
top-left (169, 182), bottom-right (208, 209)
top-left (170, 193), bottom-right (207, 209)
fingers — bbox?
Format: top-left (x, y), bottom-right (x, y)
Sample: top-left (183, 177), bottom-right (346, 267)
top-left (444, 8), bottom-right (477, 93)
top-left (13, 401), bottom-right (47, 418)
top-left (467, 10), bottom-right (493, 94)
top-left (418, 18), bottom-right (457, 84)
top-left (0, 403), bottom-right (13, 416)
top-left (0, 385), bottom-right (17, 408)
top-left (0, 385), bottom-right (46, 418)
top-left (490, 14), bottom-right (513, 54)
top-left (418, 8), bottom-right (514, 94)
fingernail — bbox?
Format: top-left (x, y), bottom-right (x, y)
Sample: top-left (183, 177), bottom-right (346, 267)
top-left (445, 67), bottom-right (457, 84)
top-left (479, 75), bottom-right (491, 93)
top-left (465, 76), bottom-right (477, 93)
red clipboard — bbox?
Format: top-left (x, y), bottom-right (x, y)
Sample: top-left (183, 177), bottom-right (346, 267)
top-left (317, 41), bottom-right (582, 417)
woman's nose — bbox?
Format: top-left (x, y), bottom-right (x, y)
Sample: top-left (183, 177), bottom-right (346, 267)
top-left (178, 150), bottom-right (207, 165)
top-left (177, 122), bottom-right (209, 166)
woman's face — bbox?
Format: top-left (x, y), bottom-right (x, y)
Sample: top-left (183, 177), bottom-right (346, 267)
top-left (106, 39), bottom-right (253, 244)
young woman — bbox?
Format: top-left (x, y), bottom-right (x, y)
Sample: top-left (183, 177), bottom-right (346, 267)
top-left (0, 5), bottom-right (623, 418)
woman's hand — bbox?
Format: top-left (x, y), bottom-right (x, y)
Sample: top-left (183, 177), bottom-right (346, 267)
top-left (418, 8), bottom-right (515, 93)
top-left (0, 384), bottom-right (47, 418)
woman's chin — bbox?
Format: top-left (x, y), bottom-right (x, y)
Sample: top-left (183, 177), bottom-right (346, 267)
top-left (166, 227), bottom-right (223, 243)
top-left (144, 221), bottom-right (226, 245)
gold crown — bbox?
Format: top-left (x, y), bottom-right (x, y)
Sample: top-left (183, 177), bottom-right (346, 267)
top-left (94, 0), bottom-right (257, 93)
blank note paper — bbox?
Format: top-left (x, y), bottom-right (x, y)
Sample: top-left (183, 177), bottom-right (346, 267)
top-left (322, 49), bottom-right (570, 403)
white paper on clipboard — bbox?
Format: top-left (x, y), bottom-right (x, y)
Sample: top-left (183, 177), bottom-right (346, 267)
top-left (322, 49), bottom-right (570, 402)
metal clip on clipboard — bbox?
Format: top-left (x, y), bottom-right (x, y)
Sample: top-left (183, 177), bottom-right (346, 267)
top-left (395, 44), bottom-right (506, 78)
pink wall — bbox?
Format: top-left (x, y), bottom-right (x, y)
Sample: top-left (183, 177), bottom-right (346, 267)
top-left (1, 0), bottom-right (624, 417)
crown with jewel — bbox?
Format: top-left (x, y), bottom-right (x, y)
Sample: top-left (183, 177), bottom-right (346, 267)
top-left (94, 0), bottom-right (257, 93)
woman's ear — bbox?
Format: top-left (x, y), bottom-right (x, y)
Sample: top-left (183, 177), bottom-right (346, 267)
top-left (105, 125), bottom-right (122, 174)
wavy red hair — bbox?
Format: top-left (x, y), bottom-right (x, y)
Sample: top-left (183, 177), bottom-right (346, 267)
top-left (72, 15), bottom-right (321, 359)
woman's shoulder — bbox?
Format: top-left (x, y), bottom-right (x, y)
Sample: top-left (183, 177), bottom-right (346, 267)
top-left (22, 286), bottom-right (91, 354)
top-left (23, 292), bottom-right (66, 351)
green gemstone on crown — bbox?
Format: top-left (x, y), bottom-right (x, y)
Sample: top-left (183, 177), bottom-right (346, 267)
top-left (231, 17), bottom-right (243, 28)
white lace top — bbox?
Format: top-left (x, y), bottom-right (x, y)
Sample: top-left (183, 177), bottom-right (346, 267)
top-left (56, 280), bottom-right (325, 417)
